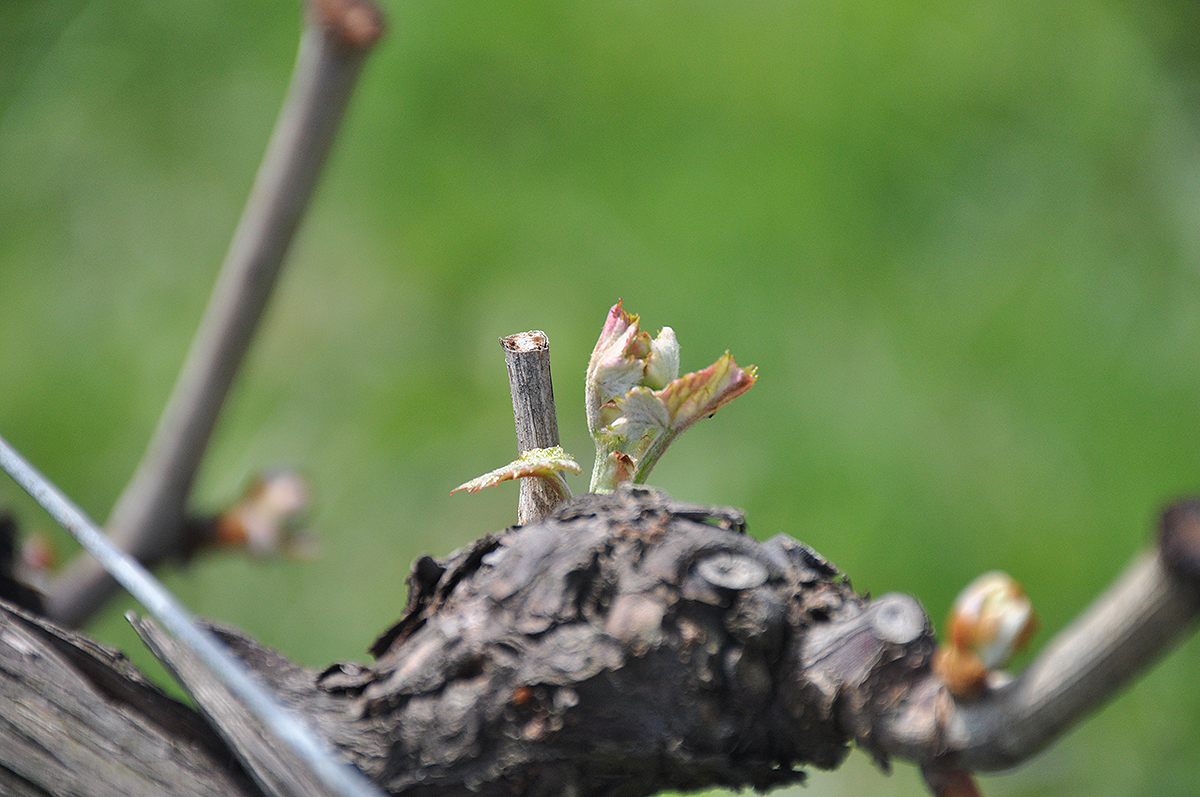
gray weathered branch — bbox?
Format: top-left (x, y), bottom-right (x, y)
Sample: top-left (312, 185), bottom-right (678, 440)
top-left (45, 0), bottom-right (385, 627)
top-left (872, 500), bottom-right (1200, 777)
top-left (0, 599), bottom-right (259, 797)
top-left (501, 330), bottom-right (563, 524)
top-left (133, 614), bottom-right (359, 797)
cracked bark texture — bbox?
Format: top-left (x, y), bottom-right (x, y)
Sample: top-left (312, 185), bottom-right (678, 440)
top-left (4, 486), bottom-right (937, 797)
top-left (214, 485), bottom-right (933, 796)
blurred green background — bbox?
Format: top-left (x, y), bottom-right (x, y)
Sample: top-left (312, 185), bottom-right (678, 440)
top-left (3, 0), bottom-right (1200, 794)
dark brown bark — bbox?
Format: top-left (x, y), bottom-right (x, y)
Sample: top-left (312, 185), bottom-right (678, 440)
top-left (8, 486), bottom-right (1200, 796)
top-left (1, 486), bottom-right (940, 797)
top-left (134, 486), bottom-right (930, 797)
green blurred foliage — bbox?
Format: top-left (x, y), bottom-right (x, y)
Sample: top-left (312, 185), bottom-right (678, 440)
top-left (2, 0), bottom-right (1200, 794)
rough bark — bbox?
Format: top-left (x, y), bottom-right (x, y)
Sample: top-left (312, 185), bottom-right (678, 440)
top-left (2, 486), bottom-right (942, 797)
top-left (172, 486), bottom-right (928, 796)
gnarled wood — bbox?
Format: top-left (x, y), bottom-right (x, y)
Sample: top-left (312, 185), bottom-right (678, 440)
top-left (9, 487), bottom-right (1198, 797)
top-left (145, 486), bottom-right (922, 797)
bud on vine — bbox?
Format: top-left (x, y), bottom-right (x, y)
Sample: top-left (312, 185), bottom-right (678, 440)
top-left (934, 570), bottom-right (1039, 698)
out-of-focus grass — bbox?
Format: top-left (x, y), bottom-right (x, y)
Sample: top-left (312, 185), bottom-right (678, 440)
top-left (2, 1), bottom-right (1200, 794)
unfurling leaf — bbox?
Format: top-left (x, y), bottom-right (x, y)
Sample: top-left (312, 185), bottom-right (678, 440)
top-left (453, 447), bottom-right (582, 502)
top-left (608, 387), bottom-right (672, 440)
top-left (585, 301), bottom-right (757, 492)
top-left (655, 351), bottom-right (757, 434)
top-left (586, 301), bottom-right (680, 438)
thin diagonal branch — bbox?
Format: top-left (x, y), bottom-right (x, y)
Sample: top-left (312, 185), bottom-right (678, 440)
top-left (874, 500), bottom-right (1200, 774)
top-left (0, 433), bottom-right (386, 797)
top-left (955, 552), bottom-right (1199, 769)
top-left (45, 0), bottom-right (384, 627)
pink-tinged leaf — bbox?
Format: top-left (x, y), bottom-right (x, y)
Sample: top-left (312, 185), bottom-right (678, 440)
top-left (587, 302), bottom-right (642, 398)
top-left (452, 447), bottom-right (582, 495)
top-left (586, 302), bottom-right (641, 430)
top-left (593, 328), bottom-right (647, 405)
top-left (586, 302), bottom-right (683, 435)
top-left (592, 301), bottom-right (636, 357)
top-left (657, 352), bottom-right (757, 433)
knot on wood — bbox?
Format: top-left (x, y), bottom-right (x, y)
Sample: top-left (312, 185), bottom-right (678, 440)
top-left (310, 485), bottom-right (935, 795)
